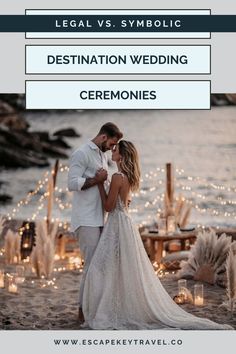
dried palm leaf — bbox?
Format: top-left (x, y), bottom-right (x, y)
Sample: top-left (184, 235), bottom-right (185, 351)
top-left (47, 176), bottom-right (54, 233)
top-left (177, 230), bottom-right (233, 286)
top-left (224, 246), bottom-right (236, 311)
top-left (49, 221), bottom-right (59, 241)
top-left (174, 195), bottom-right (185, 225)
top-left (4, 230), bottom-right (16, 264)
top-left (43, 238), bottom-right (55, 279)
top-left (31, 220), bottom-right (48, 277)
top-left (179, 205), bottom-right (192, 228)
top-left (30, 246), bottom-right (42, 278)
top-left (32, 219), bottom-right (56, 278)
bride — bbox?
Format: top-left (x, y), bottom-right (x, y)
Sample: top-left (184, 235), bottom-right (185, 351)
top-left (81, 140), bottom-right (232, 330)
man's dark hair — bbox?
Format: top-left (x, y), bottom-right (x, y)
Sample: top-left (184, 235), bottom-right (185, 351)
top-left (98, 122), bottom-right (123, 140)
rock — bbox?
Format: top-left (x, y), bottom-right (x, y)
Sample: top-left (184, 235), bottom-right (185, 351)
top-left (53, 128), bottom-right (81, 138)
top-left (0, 114), bottom-right (29, 131)
top-left (0, 145), bottom-right (49, 168)
top-left (0, 101), bottom-right (15, 115)
top-left (0, 127), bottom-right (43, 153)
top-left (225, 94), bottom-right (236, 104)
top-left (50, 137), bottom-right (71, 149)
top-left (0, 126), bottom-right (69, 168)
top-left (211, 94), bottom-right (229, 106)
top-left (30, 131), bottom-right (50, 141)
top-left (0, 194), bottom-right (12, 203)
top-left (0, 94), bottom-right (25, 111)
top-left (31, 132), bottom-right (71, 149)
top-left (211, 94), bottom-right (236, 106)
top-left (40, 141), bottom-right (68, 158)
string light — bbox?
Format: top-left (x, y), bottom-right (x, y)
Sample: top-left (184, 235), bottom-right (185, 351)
top-left (3, 164), bottom-right (236, 231)
top-left (6, 170), bottom-right (50, 220)
top-left (175, 167), bottom-right (236, 193)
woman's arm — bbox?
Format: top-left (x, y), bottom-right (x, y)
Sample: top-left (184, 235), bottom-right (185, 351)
top-left (98, 174), bottom-right (122, 212)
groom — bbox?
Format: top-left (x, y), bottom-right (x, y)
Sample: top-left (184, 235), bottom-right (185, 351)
top-left (67, 122), bottom-right (123, 323)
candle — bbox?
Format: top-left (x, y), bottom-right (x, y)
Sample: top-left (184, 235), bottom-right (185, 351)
top-left (167, 216), bottom-right (176, 235)
top-left (23, 242), bottom-right (30, 249)
top-left (194, 284), bottom-right (204, 306)
top-left (15, 265), bottom-right (25, 284)
top-left (15, 276), bottom-right (25, 284)
top-left (178, 279), bottom-right (187, 295)
top-left (0, 277), bottom-right (4, 288)
top-left (0, 270), bottom-right (4, 288)
top-left (68, 256), bottom-right (82, 269)
top-left (67, 263), bottom-right (74, 270)
top-left (158, 217), bottom-right (166, 236)
top-left (9, 283), bottom-right (18, 293)
top-left (8, 275), bottom-right (18, 294)
top-left (74, 257), bottom-right (82, 266)
top-left (54, 254), bottom-right (60, 261)
top-left (13, 256), bottom-right (18, 263)
top-left (194, 296), bottom-right (204, 306)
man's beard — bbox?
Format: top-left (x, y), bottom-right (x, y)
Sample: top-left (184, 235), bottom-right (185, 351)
top-left (100, 141), bottom-right (109, 152)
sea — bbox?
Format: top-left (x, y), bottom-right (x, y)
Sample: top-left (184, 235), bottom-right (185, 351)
top-left (0, 106), bottom-right (235, 229)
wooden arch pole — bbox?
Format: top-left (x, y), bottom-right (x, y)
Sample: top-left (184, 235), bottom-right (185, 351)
top-left (46, 159), bottom-right (59, 234)
top-left (166, 163), bottom-right (174, 209)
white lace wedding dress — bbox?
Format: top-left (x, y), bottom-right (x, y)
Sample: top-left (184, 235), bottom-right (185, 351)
top-left (82, 190), bottom-right (232, 330)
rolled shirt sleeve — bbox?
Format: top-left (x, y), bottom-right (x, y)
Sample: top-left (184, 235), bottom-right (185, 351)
top-left (68, 149), bottom-right (87, 191)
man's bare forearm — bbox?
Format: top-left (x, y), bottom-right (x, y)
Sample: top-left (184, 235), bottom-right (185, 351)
top-left (81, 177), bottom-right (98, 190)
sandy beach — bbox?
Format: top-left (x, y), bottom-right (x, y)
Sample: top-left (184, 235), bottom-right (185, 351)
top-left (1, 264), bottom-right (235, 330)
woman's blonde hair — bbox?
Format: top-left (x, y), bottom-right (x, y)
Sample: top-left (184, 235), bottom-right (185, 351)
top-left (119, 140), bottom-right (141, 192)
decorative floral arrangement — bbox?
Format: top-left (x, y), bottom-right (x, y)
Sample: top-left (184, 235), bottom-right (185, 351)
top-left (221, 244), bottom-right (236, 312)
top-left (30, 219), bottom-right (58, 278)
top-left (4, 229), bottom-right (21, 264)
top-left (177, 229), bottom-right (234, 287)
top-left (162, 192), bottom-right (192, 229)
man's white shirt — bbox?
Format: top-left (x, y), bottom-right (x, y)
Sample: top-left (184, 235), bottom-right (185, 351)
top-left (68, 140), bottom-right (108, 232)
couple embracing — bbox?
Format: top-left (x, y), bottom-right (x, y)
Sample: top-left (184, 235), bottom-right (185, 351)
top-left (68, 122), bottom-right (231, 330)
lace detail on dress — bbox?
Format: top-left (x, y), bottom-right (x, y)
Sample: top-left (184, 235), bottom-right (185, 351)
top-left (81, 174), bottom-right (233, 330)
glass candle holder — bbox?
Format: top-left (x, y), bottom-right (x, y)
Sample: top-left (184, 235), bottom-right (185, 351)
top-left (8, 274), bottom-right (18, 294)
top-left (15, 265), bottom-right (25, 284)
top-left (178, 279), bottom-right (187, 294)
top-left (0, 268), bottom-right (5, 288)
top-left (167, 216), bottom-right (176, 235)
top-left (158, 217), bottom-right (166, 236)
top-left (194, 283), bottom-right (204, 306)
